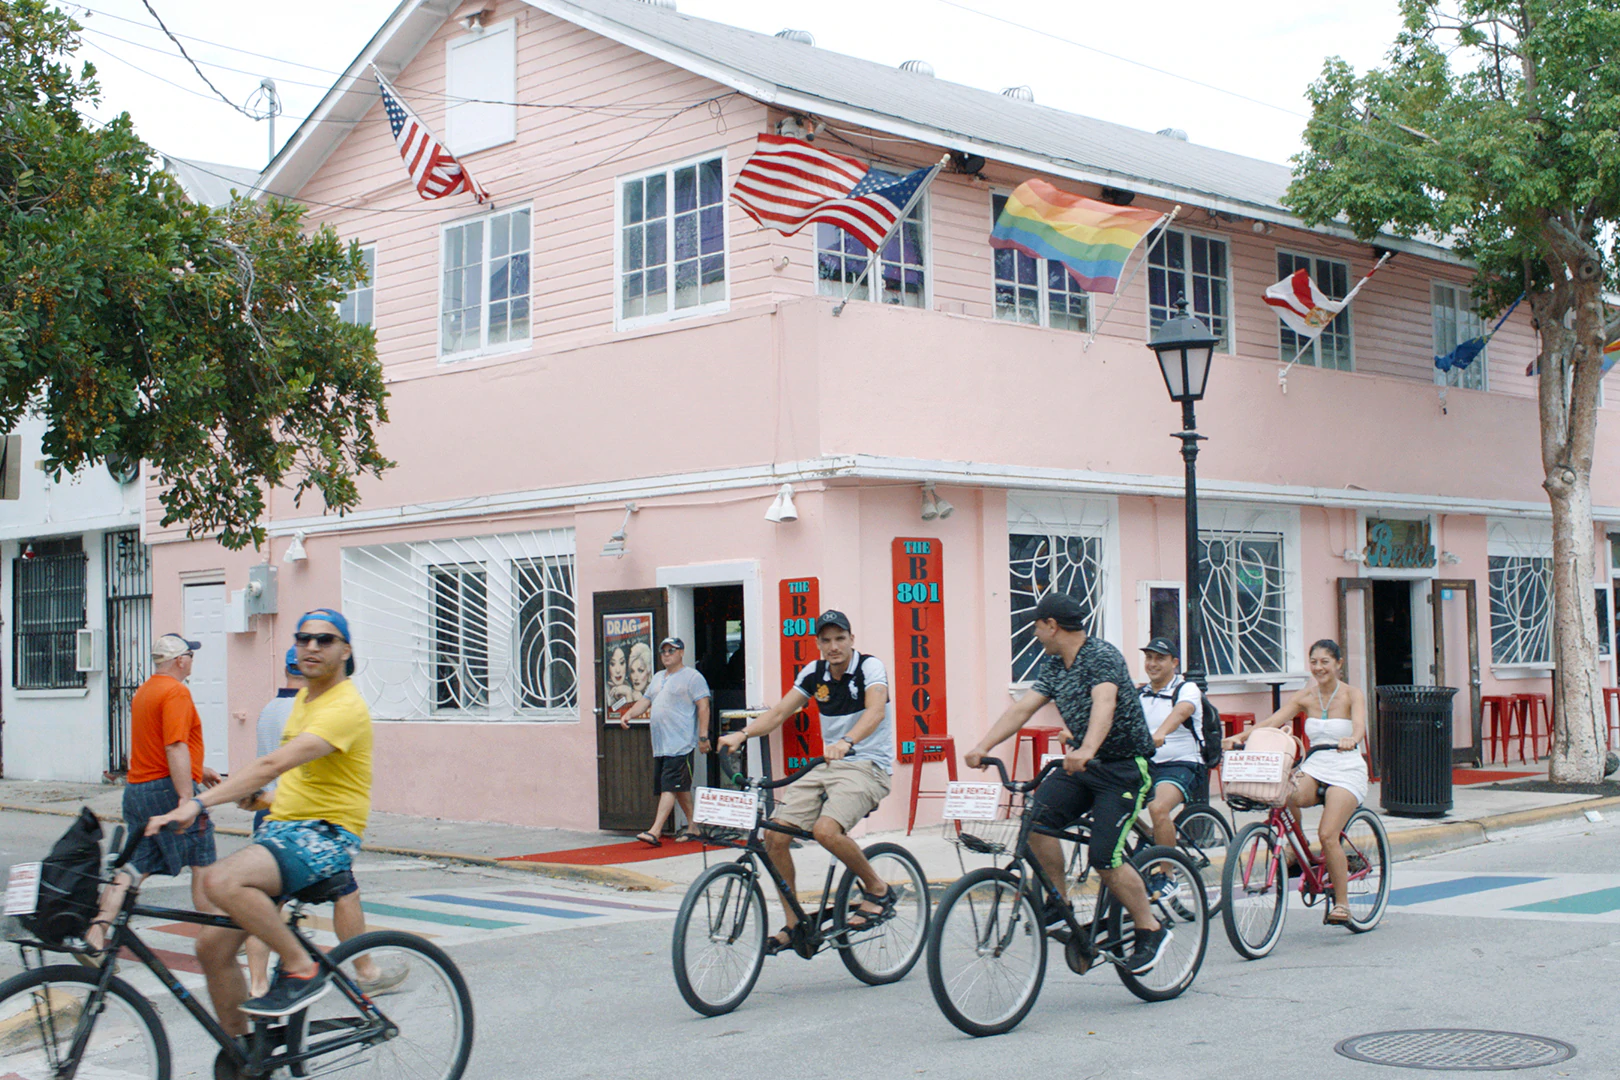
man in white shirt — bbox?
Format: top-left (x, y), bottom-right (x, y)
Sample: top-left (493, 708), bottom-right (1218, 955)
top-left (620, 637), bottom-right (711, 846)
top-left (1138, 636), bottom-right (1207, 849)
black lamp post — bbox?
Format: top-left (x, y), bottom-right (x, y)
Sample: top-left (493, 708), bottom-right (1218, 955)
top-left (1147, 297), bottom-right (1220, 692)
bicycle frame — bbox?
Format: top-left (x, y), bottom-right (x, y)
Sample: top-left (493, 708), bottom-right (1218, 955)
top-left (1249, 803), bottom-right (1374, 901)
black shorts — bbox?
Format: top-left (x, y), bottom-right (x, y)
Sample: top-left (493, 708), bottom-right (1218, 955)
top-left (1030, 757), bottom-right (1152, 871)
top-left (653, 755), bottom-right (693, 794)
top-left (1150, 761), bottom-right (1207, 803)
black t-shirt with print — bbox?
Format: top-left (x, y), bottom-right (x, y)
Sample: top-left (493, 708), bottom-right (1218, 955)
top-left (1030, 636), bottom-right (1156, 762)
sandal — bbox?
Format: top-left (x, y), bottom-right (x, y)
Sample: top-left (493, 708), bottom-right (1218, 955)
top-left (844, 884), bottom-right (899, 932)
top-left (1324, 904), bottom-right (1352, 926)
top-left (674, 832), bottom-right (702, 844)
top-left (764, 927), bottom-right (794, 956)
top-left (633, 832), bottom-right (662, 848)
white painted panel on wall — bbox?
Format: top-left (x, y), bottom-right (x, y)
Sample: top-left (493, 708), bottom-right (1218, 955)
top-left (183, 583), bottom-right (229, 773)
top-left (445, 21), bottom-right (517, 156)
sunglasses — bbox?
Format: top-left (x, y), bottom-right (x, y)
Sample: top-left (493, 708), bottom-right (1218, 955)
top-left (294, 632), bottom-right (342, 647)
top-left (660, 646), bottom-right (680, 653)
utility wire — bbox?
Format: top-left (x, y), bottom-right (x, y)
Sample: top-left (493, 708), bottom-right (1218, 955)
top-left (136, 0), bottom-right (268, 119)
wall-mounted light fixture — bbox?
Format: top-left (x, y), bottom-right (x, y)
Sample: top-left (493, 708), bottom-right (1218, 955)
top-left (600, 502), bottom-right (638, 557)
top-left (283, 530), bottom-right (308, 563)
top-left (920, 483), bottom-right (954, 521)
top-left (764, 484), bottom-right (798, 523)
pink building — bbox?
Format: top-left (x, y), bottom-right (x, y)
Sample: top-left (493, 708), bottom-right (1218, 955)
top-left (144, 0), bottom-right (1620, 832)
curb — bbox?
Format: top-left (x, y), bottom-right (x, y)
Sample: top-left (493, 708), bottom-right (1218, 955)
top-left (0, 802), bottom-right (674, 893)
top-left (1383, 794), bottom-right (1620, 861)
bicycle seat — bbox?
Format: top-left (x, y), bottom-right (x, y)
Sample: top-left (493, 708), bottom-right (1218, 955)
top-left (289, 871), bottom-right (356, 905)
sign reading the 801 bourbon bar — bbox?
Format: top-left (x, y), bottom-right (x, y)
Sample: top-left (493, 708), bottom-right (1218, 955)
top-left (779, 577), bottom-right (821, 773)
top-left (892, 538), bottom-right (947, 763)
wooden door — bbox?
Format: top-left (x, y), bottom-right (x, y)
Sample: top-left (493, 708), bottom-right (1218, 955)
top-left (1431, 579), bottom-right (1483, 766)
top-left (593, 589), bottom-right (668, 831)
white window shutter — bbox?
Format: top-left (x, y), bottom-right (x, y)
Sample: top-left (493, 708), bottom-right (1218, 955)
top-left (445, 22), bottom-right (517, 156)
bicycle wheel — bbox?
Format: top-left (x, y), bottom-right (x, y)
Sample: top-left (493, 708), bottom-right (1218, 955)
top-left (926, 866), bottom-right (1047, 1037)
top-left (294, 930), bottom-right (473, 1080)
top-left (834, 841), bottom-right (930, 985)
top-left (672, 863), bottom-right (768, 1016)
top-left (1221, 821), bottom-right (1287, 959)
top-left (1115, 846), bottom-right (1208, 1002)
top-left (1173, 804), bottom-right (1232, 919)
top-left (1342, 808), bottom-right (1391, 932)
top-left (0, 963), bottom-right (170, 1080)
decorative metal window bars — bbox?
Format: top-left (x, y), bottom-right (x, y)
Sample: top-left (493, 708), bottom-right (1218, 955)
top-left (1009, 532), bottom-right (1106, 682)
top-left (1487, 555), bottom-right (1553, 665)
top-left (13, 541), bottom-right (87, 690)
top-left (1198, 529), bottom-right (1287, 677)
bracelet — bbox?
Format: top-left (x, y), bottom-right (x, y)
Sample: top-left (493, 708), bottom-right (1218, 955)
top-left (192, 797), bottom-right (207, 816)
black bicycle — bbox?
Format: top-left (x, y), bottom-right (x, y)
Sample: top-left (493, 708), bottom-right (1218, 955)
top-left (1, 823), bottom-right (474, 1079)
top-left (671, 753), bottom-right (930, 1016)
top-left (926, 757), bottom-right (1208, 1037)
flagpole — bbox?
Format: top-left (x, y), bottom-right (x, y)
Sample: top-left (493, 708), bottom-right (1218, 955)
top-left (1083, 205), bottom-right (1180, 352)
top-left (833, 155), bottom-right (949, 317)
top-left (1277, 250), bottom-right (1392, 394)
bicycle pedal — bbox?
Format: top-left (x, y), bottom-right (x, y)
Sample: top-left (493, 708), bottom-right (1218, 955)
top-left (1063, 937), bottom-right (1095, 975)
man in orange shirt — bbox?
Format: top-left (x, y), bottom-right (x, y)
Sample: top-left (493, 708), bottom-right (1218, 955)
top-left (86, 633), bottom-right (221, 951)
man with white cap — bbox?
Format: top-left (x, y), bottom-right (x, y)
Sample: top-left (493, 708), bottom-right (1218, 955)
top-left (620, 636), bottom-right (712, 845)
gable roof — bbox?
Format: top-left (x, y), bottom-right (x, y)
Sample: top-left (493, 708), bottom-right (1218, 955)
top-left (261, 0), bottom-right (1449, 259)
top-left (161, 156), bottom-right (261, 208)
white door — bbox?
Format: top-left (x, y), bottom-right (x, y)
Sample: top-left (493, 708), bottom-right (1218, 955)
top-left (183, 583), bottom-right (229, 774)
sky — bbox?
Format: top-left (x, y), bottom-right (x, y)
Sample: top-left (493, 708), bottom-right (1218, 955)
top-left (61, 0), bottom-right (1408, 174)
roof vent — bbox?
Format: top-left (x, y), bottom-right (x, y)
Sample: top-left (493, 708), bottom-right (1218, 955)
top-left (899, 59), bottom-right (935, 77)
top-left (1001, 85), bottom-right (1034, 102)
top-left (775, 29), bottom-right (815, 45)
top-left (635, 0), bottom-right (676, 8)
top-left (1156, 127), bottom-right (1189, 141)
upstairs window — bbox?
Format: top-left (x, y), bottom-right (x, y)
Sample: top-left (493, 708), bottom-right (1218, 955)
top-left (444, 19), bottom-right (517, 155)
top-left (990, 193), bottom-right (1089, 332)
top-left (440, 207), bottom-right (530, 358)
top-left (816, 200), bottom-right (927, 308)
top-left (1276, 252), bottom-right (1353, 371)
top-left (618, 156), bottom-right (727, 326)
top-left (1148, 229), bottom-right (1229, 350)
top-left (1433, 281), bottom-right (1487, 391)
top-left (338, 246), bottom-right (375, 328)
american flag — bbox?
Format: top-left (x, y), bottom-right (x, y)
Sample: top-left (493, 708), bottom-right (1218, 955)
top-left (732, 134), bottom-right (937, 250)
top-left (374, 72), bottom-right (487, 203)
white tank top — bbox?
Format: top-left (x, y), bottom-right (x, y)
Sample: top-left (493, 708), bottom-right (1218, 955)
top-left (1305, 682), bottom-right (1353, 748)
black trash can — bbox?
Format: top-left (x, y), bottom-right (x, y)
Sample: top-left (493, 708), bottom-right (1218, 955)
top-left (1376, 685), bottom-right (1458, 817)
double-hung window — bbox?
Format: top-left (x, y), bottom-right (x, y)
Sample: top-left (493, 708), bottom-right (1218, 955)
top-left (1276, 252), bottom-right (1352, 370)
top-left (338, 246), bottom-right (375, 328)
top-left (1433, 281), bottom-right (1487, 390)
top-left (441, 208), bottom-right (531, 357)
top-left (1148, 229), bottom-right (1229, 350)
top-left (990, 194), bottom-right (1088, 332)
top-left (619, 155), bottom-right (726, 325)
top-left (816, 198), bottom-right (927, 308)
top-left (13, 537), bottom-right (87, 690)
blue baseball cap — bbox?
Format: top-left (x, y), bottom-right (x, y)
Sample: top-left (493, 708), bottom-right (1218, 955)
top-left (297, 608), bottom-right (354, 675)
top-left (284, 647), bottom-right (302, 677)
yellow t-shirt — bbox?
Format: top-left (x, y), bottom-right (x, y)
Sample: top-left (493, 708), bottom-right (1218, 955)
top-left (268, 680), bottom-right (373, 838)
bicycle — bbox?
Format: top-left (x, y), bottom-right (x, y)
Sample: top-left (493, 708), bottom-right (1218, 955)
top-left (0, 822), bottom-right (474, 1080)
top-left (926, 757), bottom-right (1208, 1037)
top-left (1123, 800), bottom-right (1231, 919)
top-left (1220, 791), bottom-right (1391, 959)
top-left (671, 753), bottom-right (930, 1017)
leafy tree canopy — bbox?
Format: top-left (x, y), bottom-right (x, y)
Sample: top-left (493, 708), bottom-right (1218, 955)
top-left (0, 0), bottom-right (390, 548)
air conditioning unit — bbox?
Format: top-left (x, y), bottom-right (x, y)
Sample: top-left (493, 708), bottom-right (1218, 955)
top-left (74, 628), bottom-right (103, 673)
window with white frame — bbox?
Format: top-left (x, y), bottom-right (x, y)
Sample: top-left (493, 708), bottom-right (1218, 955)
top-left (338, 246), bottom-right (375, 328)
top-left (1148, 229), bottom-right (1229, 350)
top-left (1277, 251), bottom-right (1352, 371)
top-left (1197, 505), bottom-right (1299, 678)
top-left (990, 193), bottom-right (1088, 332)
top-left (1007, 494), bottom-right (1117, 682)
top-left (343, 529), bottom-right (577, 721)
top-left (619, 156), bottom-right (726, 324)
top-left (815, 199), bottom-right (927, 308)
top-left (1433, 281), bottom-right (1487, 390)
top-left (1487, 520), bottom-right (1553, 667)
top-left (444, 19), bottom-right (516, 156)
top-left (441, 207), bottom-right (530, 357)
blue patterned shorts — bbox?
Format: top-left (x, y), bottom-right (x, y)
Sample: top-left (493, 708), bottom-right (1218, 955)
top-left (254, 820), bottom-right (361, 900)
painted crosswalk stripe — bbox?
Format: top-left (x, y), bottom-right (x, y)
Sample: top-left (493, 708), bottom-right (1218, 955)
top-left (1510, 886), bottom-right (1620, 915)
top-left (361, 901), bottom-right (521, 930)
top-left (1389, 876), bottom-right (1547, 906)
top-left (412, 894), bottom-right (601, 919)
top-left (499, 889), bottom-right (670, 913)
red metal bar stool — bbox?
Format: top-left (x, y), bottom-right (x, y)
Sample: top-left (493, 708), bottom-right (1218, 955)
top-left (1222, 712), bottom-right (1256, 739)
top-left (1011, 725), bottom-right (1068, 780)
top-left (1604, 688), bottom-right (1620, 753)
top-left (1480, 696), bottom-right (1519, 765)
top-left (906, 736), bottom-right (958, 835)
top-left (1513, 693), bottom-right (1551, 762)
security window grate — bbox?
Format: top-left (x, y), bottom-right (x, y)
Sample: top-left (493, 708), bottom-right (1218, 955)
top-left (14, 544), bottom-right (88, 689)
top-left (1009, 532), bottom-right (1105, 682)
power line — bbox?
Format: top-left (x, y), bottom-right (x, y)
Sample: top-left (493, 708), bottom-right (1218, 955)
top-left (136, 0), bottom-right (268, 119)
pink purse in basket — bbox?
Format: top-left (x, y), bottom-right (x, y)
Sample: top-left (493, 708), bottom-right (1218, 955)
top-left (1222, 727), bottom-right (1303, 806)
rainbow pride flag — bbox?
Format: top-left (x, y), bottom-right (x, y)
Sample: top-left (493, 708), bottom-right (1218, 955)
top-left (990, 180), bottom-right (1164, 294)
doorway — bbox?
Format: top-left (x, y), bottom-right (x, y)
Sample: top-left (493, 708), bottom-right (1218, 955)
top-left (1371, 580), bottom-right (1415, 686)
top-left (182, 583), bottom-right (228, 775)
top-left (593, 588), bottom-right (667, 831)
top-left (693, 586), bottom-right (745, 715)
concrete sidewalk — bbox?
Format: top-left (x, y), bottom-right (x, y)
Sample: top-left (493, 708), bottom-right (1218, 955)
top-left (3, 764), bottom-right (1614, 893)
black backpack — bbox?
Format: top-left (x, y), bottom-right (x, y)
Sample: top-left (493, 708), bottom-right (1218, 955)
top-left (1150, 676), bottom-right (1224, 769)
top-left (18, 807), bottom-right (103, 947)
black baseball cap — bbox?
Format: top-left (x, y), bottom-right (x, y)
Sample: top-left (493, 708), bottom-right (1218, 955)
top-left (1032, 593), bottom-right (1087, 631)
top-left (1141, 636), bottom-right (1180, 660)
top-left (815, 610), bottom-right (852, 634)
top-left (659, 637), bottom-right (685, 650)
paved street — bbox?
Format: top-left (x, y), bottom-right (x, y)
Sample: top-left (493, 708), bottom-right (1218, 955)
top-left (5, 807), bottom-right (1617, 1078)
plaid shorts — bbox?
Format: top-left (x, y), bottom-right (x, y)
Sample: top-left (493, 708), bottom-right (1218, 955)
top-left (123, 778), bottom-right (216, 877)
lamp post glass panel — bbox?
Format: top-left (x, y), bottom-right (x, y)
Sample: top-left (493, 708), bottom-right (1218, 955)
top-left (1147, 297), bottom-right (1219, 690)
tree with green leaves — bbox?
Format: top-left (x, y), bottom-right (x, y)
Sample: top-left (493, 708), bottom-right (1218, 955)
top-left (0, 0), bottom-right (390, 549)
top-left (1287, 0), bottom-right (1619, 781)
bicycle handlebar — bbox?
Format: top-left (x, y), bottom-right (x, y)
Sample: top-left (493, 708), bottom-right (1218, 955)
top-left (972, 755), bottom-right (1066, 794)
top-left (717, 748), bottom-right (827, 790)
top-left (110, 820), bottom-right (145, 872)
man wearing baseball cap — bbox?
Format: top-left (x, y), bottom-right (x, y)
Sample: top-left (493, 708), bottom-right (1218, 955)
top-left (1137, 637), bottom-right (1208, 854)
top-left (620, 636), bottom-right (712, 845)
top-left (718, 609), bottom-right (898, 954)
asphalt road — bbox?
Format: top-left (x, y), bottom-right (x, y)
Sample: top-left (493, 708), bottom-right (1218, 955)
top-left (3, 808), bottom-right (1617, 1078)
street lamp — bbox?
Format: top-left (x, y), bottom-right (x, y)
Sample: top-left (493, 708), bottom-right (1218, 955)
top-left (1147, 297), bottom-right (1220, 693)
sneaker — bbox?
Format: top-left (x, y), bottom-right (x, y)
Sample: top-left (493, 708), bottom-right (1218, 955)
top-left (356, 961), bottom-right (410, 996)
top-left (1125, 925), bottom-right (1173, 975)
top-left (1147, 872), bottom-right (1176, 900)
top-left (240, 967), bottom-right (330, 1017)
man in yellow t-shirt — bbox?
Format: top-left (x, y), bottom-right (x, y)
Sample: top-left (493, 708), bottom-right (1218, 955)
top-left (146, 609), bottom-right (373, 1032)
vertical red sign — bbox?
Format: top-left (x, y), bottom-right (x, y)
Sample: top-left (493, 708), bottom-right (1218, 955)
top-left (779, 577), bottom-right (821, 773)
top-left (892, 538), bottom-right (947, 764)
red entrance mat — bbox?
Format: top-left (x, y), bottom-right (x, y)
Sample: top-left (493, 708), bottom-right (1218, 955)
top-left (1451, 768), bottom-right (1540, 785)
top-left (499, 837), bottom-right (714, 866)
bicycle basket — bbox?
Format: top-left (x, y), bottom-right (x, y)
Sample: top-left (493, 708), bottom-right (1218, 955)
top-left (11, 807), bottom-right (103, 950)
top-left (941, 817), bottom-right (1020, 858)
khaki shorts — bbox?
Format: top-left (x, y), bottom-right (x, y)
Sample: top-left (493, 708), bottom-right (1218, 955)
top-left (772, 760), bottom-right (891, 832)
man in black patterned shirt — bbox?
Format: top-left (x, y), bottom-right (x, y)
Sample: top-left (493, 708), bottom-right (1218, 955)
top-left (966, 593), bottom-right (1169, 974)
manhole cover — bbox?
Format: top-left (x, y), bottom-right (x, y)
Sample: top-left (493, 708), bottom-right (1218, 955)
top-left (1336, 1030), bottom-right (1575, 1071)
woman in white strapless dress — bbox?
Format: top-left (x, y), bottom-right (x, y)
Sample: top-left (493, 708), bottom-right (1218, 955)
top-left (1223, 638), bottom-right (1369, 927)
